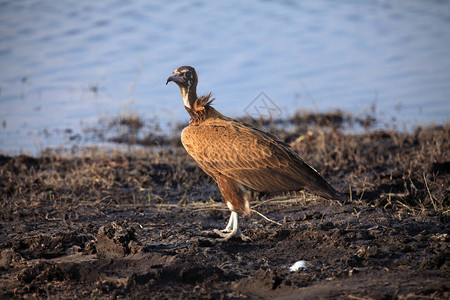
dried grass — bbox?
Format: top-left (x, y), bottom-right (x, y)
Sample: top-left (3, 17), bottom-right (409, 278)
top-left (1, 118), bottom-right (448, 217)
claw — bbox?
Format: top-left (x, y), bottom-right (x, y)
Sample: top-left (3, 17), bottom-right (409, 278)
top-left (213, 228), bottom-right (251, 241)
top-left (212, 211), bottom-right (251, 241)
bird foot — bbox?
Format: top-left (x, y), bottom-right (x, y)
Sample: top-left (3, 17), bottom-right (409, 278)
top-left (212, 229), bottom-right (251, 241)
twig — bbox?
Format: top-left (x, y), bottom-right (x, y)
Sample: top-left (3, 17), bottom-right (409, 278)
top-left (252, 209), bottom-right (282, 226)
top-left (347, 295), bottom-right (369, 300)
top-left (396, 200), bottom-right (416, 214)
top-left (349, 185), bottom-right (353, 202)
top-left (423, 172), bottom-right (437, 210)
top-left (358, 178), bottom-right (366, 202)
top-left (45, 212), bottom-right (60, 221)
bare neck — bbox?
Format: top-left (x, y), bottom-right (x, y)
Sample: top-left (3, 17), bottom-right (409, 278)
top-left (181, 85), bottom-right (197, 112)
top-left (183, 92), bottom-right (220, 125)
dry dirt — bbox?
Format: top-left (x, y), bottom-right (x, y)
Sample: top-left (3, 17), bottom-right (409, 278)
top-left (0, 112), bottom-right (449, 299)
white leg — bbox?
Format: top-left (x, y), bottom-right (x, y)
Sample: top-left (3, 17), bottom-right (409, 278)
top-left (223, 213), bottom-right (235, 233)
top-left (213, 212), bottom-right (251, 241)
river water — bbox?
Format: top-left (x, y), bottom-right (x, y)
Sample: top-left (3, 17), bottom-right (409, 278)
top-left (1, 0), bottom-right (449, 154)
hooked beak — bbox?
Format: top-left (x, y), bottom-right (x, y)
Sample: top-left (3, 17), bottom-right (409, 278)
top-left (166, 72), bottom-right (184, 85)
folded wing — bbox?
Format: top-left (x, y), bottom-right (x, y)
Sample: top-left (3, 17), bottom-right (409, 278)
top-left (181, 118), bottom-right (341, 200)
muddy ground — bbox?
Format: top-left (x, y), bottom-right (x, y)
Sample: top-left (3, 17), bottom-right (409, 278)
top-left (0, 112), bottom-right (449, 299)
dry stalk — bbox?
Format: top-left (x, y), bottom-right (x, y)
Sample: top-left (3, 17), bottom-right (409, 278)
top-left (252, 209), bottom-right (282, 226)
top-left (423, 172), bottom-right (437, 210)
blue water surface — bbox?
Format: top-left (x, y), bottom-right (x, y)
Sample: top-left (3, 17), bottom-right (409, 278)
top-left (1, 0), bottom-right (449, 153)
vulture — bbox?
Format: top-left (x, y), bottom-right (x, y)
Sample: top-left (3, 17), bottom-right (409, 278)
top-left (166, 66), bottom-right (343, 240)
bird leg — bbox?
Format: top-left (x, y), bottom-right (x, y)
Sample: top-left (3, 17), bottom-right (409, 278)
top-left (222, 211), bottom-right (236, 233)
top-left (213, 211), bottom-right (251, 241)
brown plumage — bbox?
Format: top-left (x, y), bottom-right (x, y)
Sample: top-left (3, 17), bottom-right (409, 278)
top-left (167, 66), bottom-right (343, 240)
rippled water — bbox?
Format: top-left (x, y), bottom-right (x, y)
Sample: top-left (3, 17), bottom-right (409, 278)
top-left (1, 0), bottom-right (449, 153)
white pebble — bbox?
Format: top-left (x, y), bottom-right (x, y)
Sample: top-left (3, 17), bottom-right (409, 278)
top-left (290, 260), bottom-right (308, 272)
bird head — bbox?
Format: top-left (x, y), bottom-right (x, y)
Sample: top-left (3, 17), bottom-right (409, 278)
top-left (166, 66), bottom-right (198, 109)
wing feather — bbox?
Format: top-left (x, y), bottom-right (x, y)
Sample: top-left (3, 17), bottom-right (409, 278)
top-left (181, 118), bottom-right (340, 199)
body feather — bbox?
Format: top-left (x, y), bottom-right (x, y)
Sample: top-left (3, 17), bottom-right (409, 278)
top-left (181, 108), bottom-right (341, 210)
